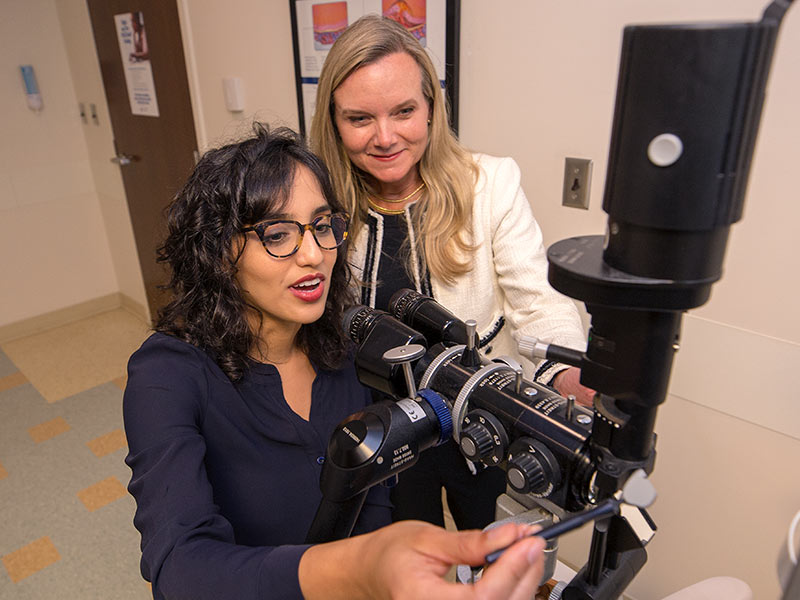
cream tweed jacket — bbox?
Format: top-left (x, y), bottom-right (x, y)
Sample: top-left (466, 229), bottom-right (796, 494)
top-left (348, 153), bottom-right (586, 382)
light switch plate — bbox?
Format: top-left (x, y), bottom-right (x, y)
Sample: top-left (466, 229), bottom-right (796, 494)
top-left (563, 157), bottom-right (592, 209)
top-left (223, 77), bottom-right (245, 112)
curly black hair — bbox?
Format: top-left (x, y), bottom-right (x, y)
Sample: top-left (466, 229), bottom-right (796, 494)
top-left (155, 123), bottom-right (354, 381)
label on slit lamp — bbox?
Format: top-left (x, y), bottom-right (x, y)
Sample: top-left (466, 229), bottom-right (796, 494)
top-left (397, 398), bottom-right (426, 422)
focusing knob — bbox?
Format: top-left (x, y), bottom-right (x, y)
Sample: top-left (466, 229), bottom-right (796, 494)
top-left (344, 306), bottom-right (372, 345)
top-left (506, 437), bottom-right (561, 497)
top-left (507, 452), bottom-right (546, 494)
top-left (459, 409), bottom-right (508, 467)
top-left (388, 288), bottom-right (423, 320)
top-left (460, 422), bottom-right (494, 462)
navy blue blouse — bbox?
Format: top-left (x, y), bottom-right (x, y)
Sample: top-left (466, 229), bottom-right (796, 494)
top-left (123, 333), bottom-right (392, 599)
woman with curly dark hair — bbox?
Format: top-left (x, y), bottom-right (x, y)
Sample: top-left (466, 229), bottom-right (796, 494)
top-left (122, 124), bottom-right (545, 600)
top-left (154, 122), bottom-right (351, 381)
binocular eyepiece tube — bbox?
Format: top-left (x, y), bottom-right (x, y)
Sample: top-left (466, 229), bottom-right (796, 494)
top-left (343, 291), bottom-right (596, 513)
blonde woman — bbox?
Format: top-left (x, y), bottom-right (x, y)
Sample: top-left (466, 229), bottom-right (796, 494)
top-left (311, 14), bottom-right (593, 531)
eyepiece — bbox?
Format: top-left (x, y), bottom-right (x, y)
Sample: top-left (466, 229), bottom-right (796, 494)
top-left (388, 288), bottom-right (470, 346)
top-left (389, 288), bottom-right (427, 321)
top-left (342, 305), bottom-right (377, 345)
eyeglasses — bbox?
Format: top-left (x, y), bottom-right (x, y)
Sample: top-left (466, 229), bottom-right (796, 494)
top-left (242, 212), bottom-right (349, 258)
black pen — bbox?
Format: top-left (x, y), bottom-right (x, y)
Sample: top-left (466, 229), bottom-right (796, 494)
top-left (484, 469), bottom-right (658, 566)
top-left (484, 498), bottom-right (621, 565)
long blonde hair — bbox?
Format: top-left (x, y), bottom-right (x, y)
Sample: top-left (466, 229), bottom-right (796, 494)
top-left (310, 14), bottom-right (478, 284)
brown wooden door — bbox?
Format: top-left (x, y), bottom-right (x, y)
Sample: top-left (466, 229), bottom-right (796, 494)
top-left (87, 0), bottom-right (198, 321)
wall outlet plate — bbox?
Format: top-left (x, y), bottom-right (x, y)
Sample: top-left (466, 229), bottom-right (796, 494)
top-left (563, 157), bottom-right (593, 209)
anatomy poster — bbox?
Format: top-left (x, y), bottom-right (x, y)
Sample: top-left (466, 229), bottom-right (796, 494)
top-left (290, 0), bottom-right (457, 135)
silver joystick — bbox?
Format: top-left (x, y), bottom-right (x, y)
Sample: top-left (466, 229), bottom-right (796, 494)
top-left (465, 320), bottom-right (477, 351)
top-left (460, 320), bottom-right (481, 368)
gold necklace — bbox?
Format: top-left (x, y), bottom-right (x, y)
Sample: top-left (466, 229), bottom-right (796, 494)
top-left (367, 196), bottom-right (406, 215)
top-left (372, 181), bottom-right (426, 204)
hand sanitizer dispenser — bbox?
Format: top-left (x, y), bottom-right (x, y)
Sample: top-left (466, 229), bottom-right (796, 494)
top-left (20, 65), bottom-right (43, 112)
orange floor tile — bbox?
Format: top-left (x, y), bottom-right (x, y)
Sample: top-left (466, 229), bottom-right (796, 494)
top-left (87, 429), bottom-right (127, 458)
top-left (28, 416), bottom-right (71, 443)
top-left (77, 476), bottom-right (128, 512)
top-left (2, 536), bottom-right (61, 583)
top-left (0, 371), bottom-right (27, 393)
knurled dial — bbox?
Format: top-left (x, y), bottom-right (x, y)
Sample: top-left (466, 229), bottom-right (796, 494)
top-left (507, 451), bottom-right (547, 495)
top-left (460, 421), bottom-right (495, 462)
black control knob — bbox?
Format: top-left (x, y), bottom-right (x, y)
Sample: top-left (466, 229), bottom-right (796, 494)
top-left (507, 452), bottom-right (547, 495)
top-left (460, 421), bottom-right (494, 462)
top-left (506, 437), bottom-right (561, 497)
top-left (458, 409), bottom-right (508, 467)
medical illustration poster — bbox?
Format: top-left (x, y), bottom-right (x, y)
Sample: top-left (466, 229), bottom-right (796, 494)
top-left (290, 0), bottom-right (459, 135)
top-left (114, 11), bottom-right (160, 117)
top-left (383, 0), bottom-right (426, 46)
top-left (312, 2), bottom-right (348, 50)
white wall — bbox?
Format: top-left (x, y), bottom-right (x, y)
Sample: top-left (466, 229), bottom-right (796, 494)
top-left (0, 0), bottom-right (122, 327)
top-left (177, 0), bottom-right (300, 150)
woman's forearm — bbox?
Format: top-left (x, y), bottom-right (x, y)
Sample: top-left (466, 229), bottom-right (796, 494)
top-left (298, 521), bottom-right (545, 600)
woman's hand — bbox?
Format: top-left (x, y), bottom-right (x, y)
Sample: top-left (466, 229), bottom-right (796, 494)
top-left (299, 521), bottom-right (545, 600)
top-left (552, 367), bottom-right (595, 407)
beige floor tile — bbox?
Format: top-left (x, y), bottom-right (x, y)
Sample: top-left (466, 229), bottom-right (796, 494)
top-left (87, 429), bottom-right (127, 457)
top-left (0, 371), bottom-right (27, 393)
top-left (2, 536), bottom-right (61, 583)
top-left (1, 309), bottom-right (149, 402)
top-left (77, 476), bottom-right (128, 512)
top-left (28, 417), bottom-right (71, 443)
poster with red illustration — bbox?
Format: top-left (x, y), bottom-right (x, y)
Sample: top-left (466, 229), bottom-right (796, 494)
top-left (290, 0), bottom-right (457, 136)
top-left (312, 2), bottom-right (348, 50)
top-left (383, 0), bottom-right (426, 47)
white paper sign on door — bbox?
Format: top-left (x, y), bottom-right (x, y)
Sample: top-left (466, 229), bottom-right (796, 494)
top-left (114, 11), bottom-right (160, 117)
